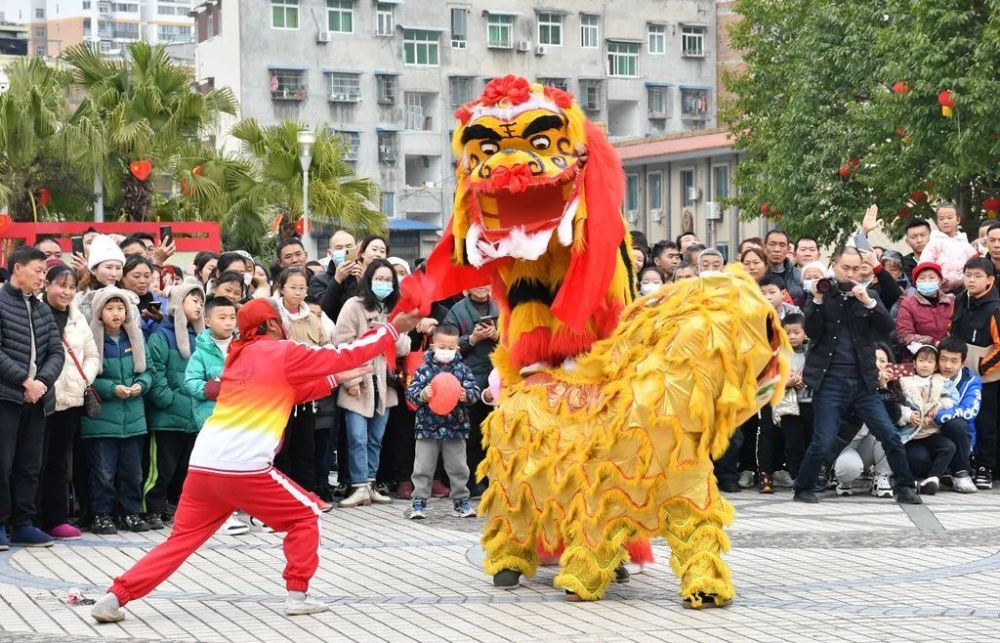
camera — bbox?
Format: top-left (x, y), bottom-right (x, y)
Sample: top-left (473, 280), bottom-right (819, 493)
top-left (814, 277), bottom-right (837, 294)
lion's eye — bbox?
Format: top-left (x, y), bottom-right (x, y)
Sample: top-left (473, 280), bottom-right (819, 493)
top-left (530, 135), bottom-right (551, 151)
top-left (480, 141), bottom-right (499, 155)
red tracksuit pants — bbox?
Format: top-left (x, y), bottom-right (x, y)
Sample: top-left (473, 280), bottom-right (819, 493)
top-left (109, 468), bottom-right (321, 606)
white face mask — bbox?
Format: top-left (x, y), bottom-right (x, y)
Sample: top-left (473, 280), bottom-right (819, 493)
top-left (243, 272), bottom-right (252, 286)
top-left (331, 249), bottom-right (348, 265)
top-left (640, 283), bottom-right (661, 296)
top-left (434, 349), bottom-right (457, 364)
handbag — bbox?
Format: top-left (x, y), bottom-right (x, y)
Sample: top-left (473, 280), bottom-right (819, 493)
top-left (63, 338), bottom-right (101, 418)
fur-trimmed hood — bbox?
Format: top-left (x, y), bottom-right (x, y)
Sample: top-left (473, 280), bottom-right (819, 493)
top-left (168, 283), bottom-right (206, 358)
top-left (89, 286), bottom-right (146, 373)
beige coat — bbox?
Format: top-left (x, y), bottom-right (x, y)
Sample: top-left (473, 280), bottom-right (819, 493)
top-left (276, 296), bottom-right (330, 346)
top-left (334, 296), bottom-right (410, 417)
top-left (900, 373), bottom-right (946, 441)
top-left (54, 304), bottom-right (101, 412)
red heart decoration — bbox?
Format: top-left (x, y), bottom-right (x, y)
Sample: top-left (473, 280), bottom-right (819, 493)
top-left (130, 160), bottom-right (152, 181)
top-left (36, 188), bottom-right (50, 208)
top-left (0, 213), bottom-right (11, 235)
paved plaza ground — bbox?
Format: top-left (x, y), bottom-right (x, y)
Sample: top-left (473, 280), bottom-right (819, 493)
top-left (1, 485), bottom-right (999, 642)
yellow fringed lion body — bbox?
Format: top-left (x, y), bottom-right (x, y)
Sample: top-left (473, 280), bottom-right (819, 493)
top-left (478, 267), bottom-right (789, 603)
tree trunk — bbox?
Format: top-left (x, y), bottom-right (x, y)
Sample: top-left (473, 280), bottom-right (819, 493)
top-left (121, 174), bottom-right (151, 222)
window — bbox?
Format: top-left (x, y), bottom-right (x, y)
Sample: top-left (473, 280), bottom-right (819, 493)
top-left (377, 74), bottom-right (397, 104)
top-left (538, 77), bottom-right (568, 92)
top-left (158, 25), bottom-right (192, 42)
top-left (378, 132), bottom-right (397, 164)
top-left (375, 3), bottom-right (393, 36)
top-left (681, 89), bottom-right (709, 117)
top-left (269, 69), bottom-right (307, 100)
top-left (449, 76), bottom-right (474, 109)
top-left (681, 169), bottom-right (695, 206)
top-left (83, 1), bottom-right (91, 8)
top-left (334, 131), bottom-right (360, 161)
top-left (404, 92), bottom-right (434, 130)
top-left (580, 79), bottom-right (603, 112)
top-left (681, 26), bottom-right (706, 57)
top-left (381, 192), bottom-right (395, 218)
top-left (272, 0), bottom-right (299, 29)
top-left (648, 87), bottom-right (668, 116)
top-left (626, 174), bottom-right (639, 212)
top-left (37, 47), bottom-right (46, 57)
top-left (451, 8), bottom-right (467, 48)
top-left (648, 24), bottom-right (665, 55)
top-left (36, 8), bottom-right (45, 18)
top-left (487, 14), bottom-right (514, 49)
top-left (326, 72), bottom-right (361, 102)
top-left (607, 41), bottom-right (639, 77)
top-left (113, 23), bottom-right (139, 39)
top-left (580, 14), bottom-right (598, 48)
top-left (327, 0), bottom-right (353, 33)
top-left (713, 165), bottom-right (729, 201)
top-left (537, 12), bottom-right (562, 46)
top-left (648, 172), bottom-right (662, 211)
top-left (403, 29), bottom-right (439, 66)
top-left (36, 28), bottom-right (45, 38)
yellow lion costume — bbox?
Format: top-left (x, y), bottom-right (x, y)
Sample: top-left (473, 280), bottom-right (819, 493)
top-left (418, 76), bottom-right (788, 604)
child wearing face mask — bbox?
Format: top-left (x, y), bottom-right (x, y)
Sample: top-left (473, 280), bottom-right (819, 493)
top-left (896, 263), bottom-right (955, 360)
top-left (638, 267), bottom-right (667, 297)
top-left (404, 324), bottom-right (481, 520)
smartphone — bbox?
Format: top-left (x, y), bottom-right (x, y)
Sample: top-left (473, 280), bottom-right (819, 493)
top-left (71, 235), bottom-right (84, 256)
top-left (853, 232), bottom-right (871, 252)
top-left (148, 301), bottom-right (162, 313)
top-left (478, 315), bottom-right (497, 326)
top-left (160, 225), bottom-right (173, 245)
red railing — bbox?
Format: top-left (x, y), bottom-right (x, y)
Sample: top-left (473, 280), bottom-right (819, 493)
top-left (0, 222), bottom-right (221, 253)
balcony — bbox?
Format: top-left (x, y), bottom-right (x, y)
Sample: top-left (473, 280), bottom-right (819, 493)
top-left (270, 70), bottom-right (307, 102)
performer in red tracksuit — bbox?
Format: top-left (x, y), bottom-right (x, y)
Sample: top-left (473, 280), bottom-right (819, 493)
top-left (92, 298), bottom-right (419, 622)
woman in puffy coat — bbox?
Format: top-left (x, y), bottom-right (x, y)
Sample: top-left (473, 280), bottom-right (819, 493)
top-left (41, 264), bottom-right (100, 539)
top-left (895, 262), bottom-right (955, 357)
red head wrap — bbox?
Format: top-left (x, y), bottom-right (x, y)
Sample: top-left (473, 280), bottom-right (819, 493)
top-left (227, 298), bottom-right (282, 367)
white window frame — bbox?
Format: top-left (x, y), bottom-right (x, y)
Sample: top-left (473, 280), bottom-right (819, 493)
top-left (449, 76), bottom-right (474, 109)
top-left (537, 12), bottom-right (562, 47)
top-left (271, 0), bottom-right (299, 30)
top-left (681, 26), bottom-right (706, 57)
top-left (375, 2), bottom-right (393, 37)
top-left (326, 72), bottom-right (361, 102)
top-left (327, 0), bottom-right (354, 34)
top-left (403, 29), bottom-right (440, 67)
top-left (382, 192), bottom-right (395, 218)
top-left (681, 168), bottom-right (696, 207)
top-left (580, 80), bottom-right (603, 112)
top-left (580, 14), bottom-right (598, 48)
top-left (487, 14), bottom-right (515, 49)
top-left (334, 130), bottom-right (361, 161)
top-left (376, 74), bottom-right (397, 104)
top-left (451, 8), bottom-right (467, 49)
top-left (647, 86), bottom-right (668, 117)
top-left (648, 172), bottom-right (663, 211)
top-left (648, 24), bottom-right (666, 55)
top-left (270, 69), bottom-right (307, 100)
top-left (378, 132), bottom-right (398, 164)
top-left (712, 164), bottom-right (729, 201)
top-left (607, 41), bottom-right (639, 78)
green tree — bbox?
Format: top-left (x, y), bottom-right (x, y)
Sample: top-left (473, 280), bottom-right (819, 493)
top-left (725, 0), bottom-right (1000, 245)
top-left (63, 41), bottom-right (238, 221)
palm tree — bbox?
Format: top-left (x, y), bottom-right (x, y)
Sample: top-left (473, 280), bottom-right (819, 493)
top-left (63, 41), bottom-right (238, 221)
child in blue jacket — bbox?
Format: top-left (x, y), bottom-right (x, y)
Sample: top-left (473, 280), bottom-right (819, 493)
top-left (404, 324), bottom-right (481, 520)
top-left (933, 336), bottom-right (982, 493)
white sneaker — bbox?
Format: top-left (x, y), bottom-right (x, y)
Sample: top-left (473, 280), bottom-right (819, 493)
top-left (91, 593), bottom-right (125, 623)
top-left (285, 592), bottom-right (329, 616)
top-left (772, 470), bottom-right (794, 488)
top-left (368, 483), bottom-right (392, 504)
top-left (737, 470), bottom-right (754, 488)
top-left (835, 482), bottom-right (854, 496)
top-left (339, 485), bottom-right (371, 508)
top-left (952, 473), bottom-right (978, 494)
top-left (219, 514), bottom-right (249, 536)
top-left (919, 476), bottom-right (940, 495)
top-left (871, 473), bottom-right (894, 499)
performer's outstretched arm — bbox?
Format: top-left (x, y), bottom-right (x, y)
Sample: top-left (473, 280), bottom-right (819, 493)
top-left (282, 324), bottom-right (400, 387)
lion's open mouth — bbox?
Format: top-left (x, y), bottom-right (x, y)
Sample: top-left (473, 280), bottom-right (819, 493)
top-left (466, 165), bottom-right (580, 267)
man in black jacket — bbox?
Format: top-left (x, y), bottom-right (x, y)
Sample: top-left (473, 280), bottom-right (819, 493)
top-left (794, 246), bottom-right (921, 504)
top-left (0, 246), bottom-right (65, 548)
top-left (309, 230), bottom-right (361, 321)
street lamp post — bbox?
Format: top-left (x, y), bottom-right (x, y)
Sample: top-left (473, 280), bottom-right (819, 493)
top-left (297, 129), bottom-right (317, 260)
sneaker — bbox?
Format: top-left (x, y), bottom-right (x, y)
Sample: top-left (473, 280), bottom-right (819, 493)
top-left (406, 500), bottom-right (427, 520)
top-left (91, 592), bottom-right (125, 623)
top-left (737, 470), bottom-right (754, 488)
top-left (0, 526), bottom-right (9, 551)
top-left (91, 514), bottom-right (117, 535)
top-left (974, 466), bottom-right (993, 490)
top-left (835, 482), bottom-right (854, 497)
top-left (47, 523), bottom-right (82, 540)
top-left (897, 486), bottom-right (923, 505)
top-left (285, 591), bottom-right (329, 616)
top-left (772, 470), bottom-right (794, 488)
top-left (919, 476), bottom-right (940, 496)
top-left (871, 473), bottom-right (894, 499)
top-left (758, 472), bottom-right (774, 494)
top-left (368, 482), bottom-right (392, 505)
top-left (10, 525), bottom-right (53, 548)
top-left (122, 514), bottom-right (149, 533)
top-left (452, 499), bottom-right (475, 518)
top-left (940, 473), bottom-right (953, 489)
top-left (339, 485), bottom-right (371, 508)
top-left (718, 480), bottom-right (742, 493)
top-left (142, 512), bottom-right (165, 530)
top-left (431, 480), bottom-right (450, 498)
top-left (793, 490), bottom-right (819, 503)
top-left (395, 481), bottom-right (414, 500)
top-left (469, 482), bottom-right (488, 499)
top-left (219, 514), bottom-right (249, 536)
top-left (952, 471), bottom-right (978, 494)
top-left (614, 565), bottom-right (630, 584)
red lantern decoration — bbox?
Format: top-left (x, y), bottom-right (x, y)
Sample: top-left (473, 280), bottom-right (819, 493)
top-left (36, 188), bottom-right (51, 208)
top-left (850, 157), bottom-right (860, 168)
top-left (0, 213), bottom-right (10, 235)
top-left (898, 206), bottom-right (911, 220)
top-left (759, 202), bottom-right (770, 215)
top-left (938, 90), bottom-right (955, 118)
top-left (294, 218), bottom-right (305, 236)
top-left (771, 210), bottom-right (783, 220)
top-left (180, 178), bottom-right (193, 197)
top-left (909, 190), bottom-right (928, 203)
top-left (130, 160), bottom-right (152, 181)
top-left (983, 196), bottom-right (1000, 219)
top-left (838, 163), bottom-right (852, 179)
top-left (193, 165), bottom-right (203, 176)
top-left (892, 81), bottom-right (910, 94)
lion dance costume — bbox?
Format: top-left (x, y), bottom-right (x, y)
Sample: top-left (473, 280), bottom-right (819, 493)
top-left (416, 76), bottom-right (789, 605)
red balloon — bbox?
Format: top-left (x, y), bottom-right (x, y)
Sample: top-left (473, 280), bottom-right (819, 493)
top-left (130, 160), bottom-right (152, 181)
top-left (428, 372), bottom-right (463, 416)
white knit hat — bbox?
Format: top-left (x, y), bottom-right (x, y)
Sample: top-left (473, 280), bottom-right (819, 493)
top-left (387, 256), bottom-right (410, 275)
top-left (89, 286), bottom-right (146, 373)
top-left (87, 234), bottom-right (127, 271)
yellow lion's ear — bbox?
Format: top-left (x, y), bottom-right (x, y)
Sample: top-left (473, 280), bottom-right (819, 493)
top-left (563, 104), bottom-right (587, 148)
top-left (451, 126), bottom-right (465, 159)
